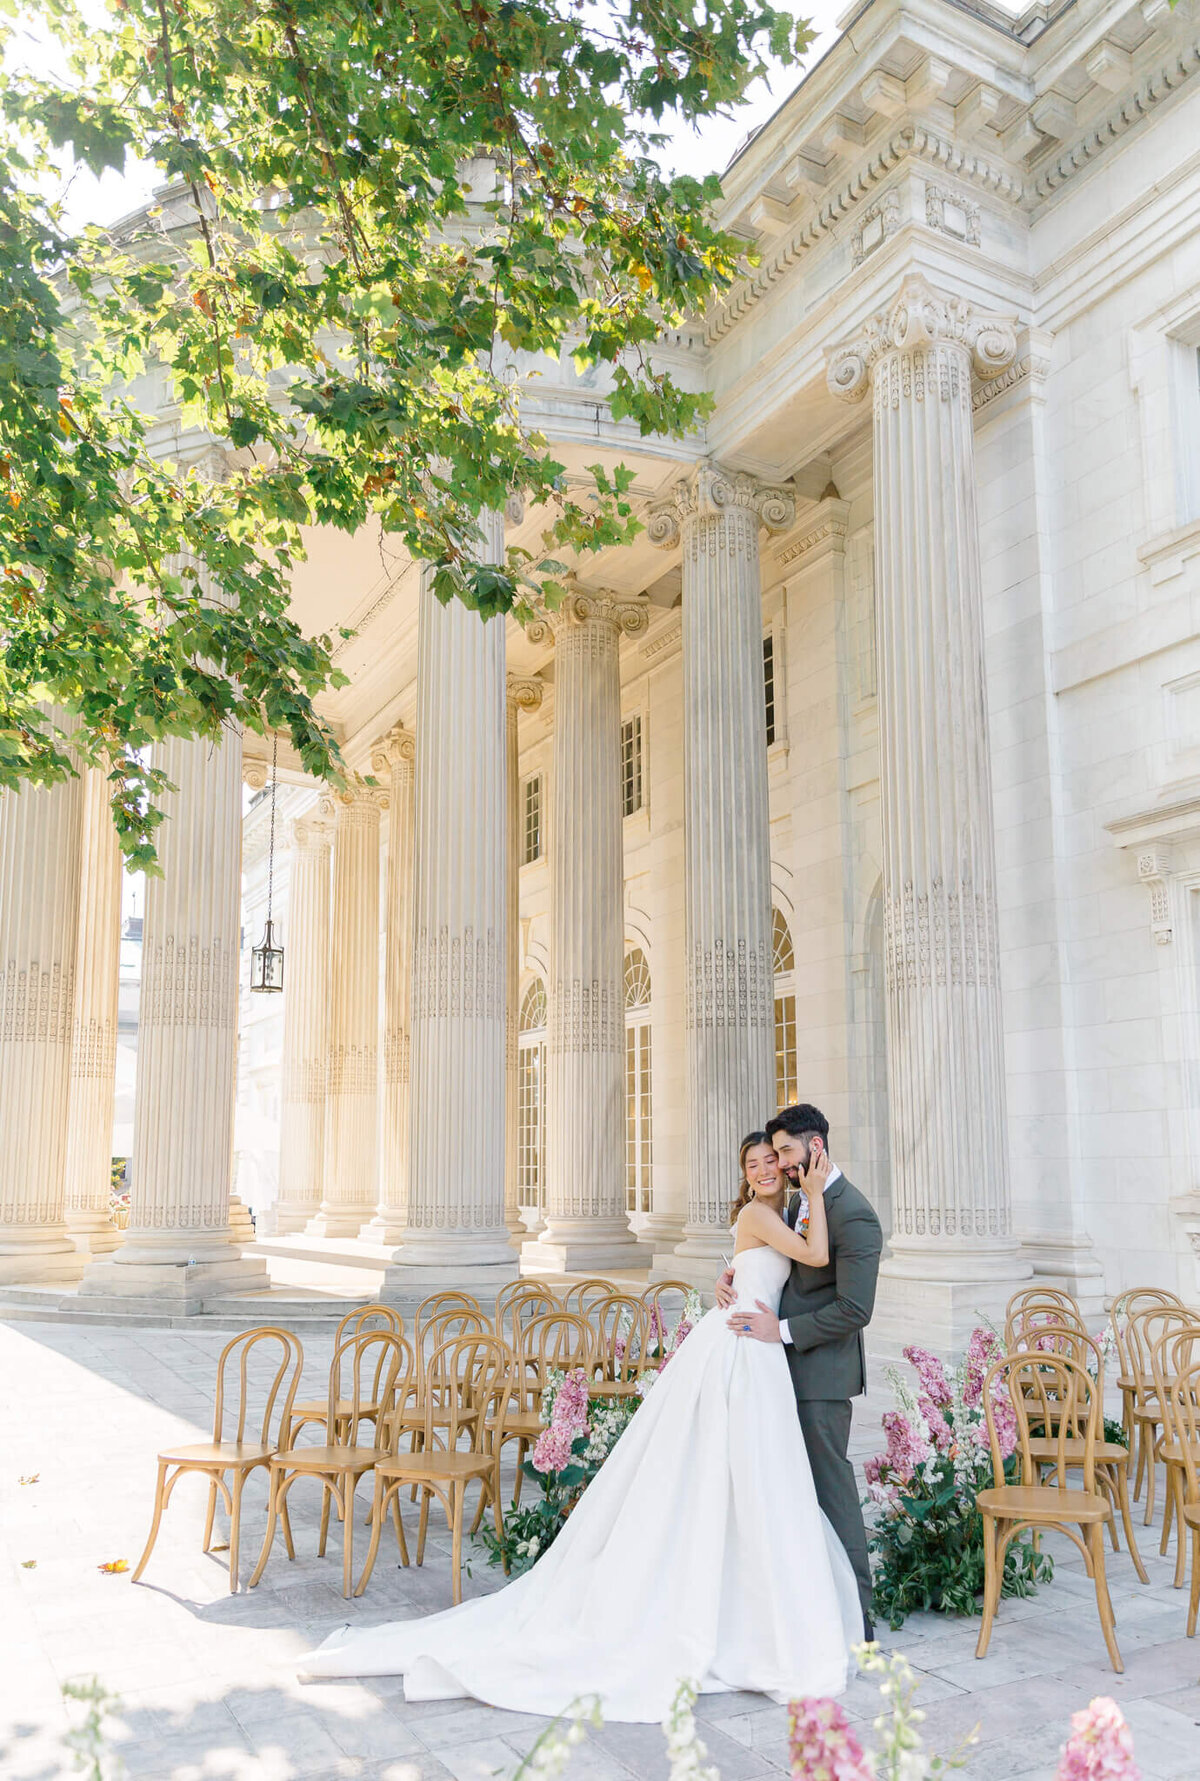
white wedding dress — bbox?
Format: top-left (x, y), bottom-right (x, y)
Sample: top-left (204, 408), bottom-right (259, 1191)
top-left (300, 1246), bottom-right (862, 1721)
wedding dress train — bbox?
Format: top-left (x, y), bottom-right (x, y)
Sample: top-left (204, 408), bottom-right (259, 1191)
top-left (300, 1246), bottom-right (862, 1721)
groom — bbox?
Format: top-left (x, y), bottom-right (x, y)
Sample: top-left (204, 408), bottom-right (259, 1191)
top-left (715, 1102), bottom-right (882, 1638)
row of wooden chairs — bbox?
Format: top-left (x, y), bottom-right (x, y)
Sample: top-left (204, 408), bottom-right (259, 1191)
top-left (976, 1283), bottom-right (1200, 1673)
top-left (132, 1280), bottom-right (695, 1603)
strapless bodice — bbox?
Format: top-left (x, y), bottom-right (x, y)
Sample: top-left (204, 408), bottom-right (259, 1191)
top-left (729, 1245), bottom-right (791, 1312)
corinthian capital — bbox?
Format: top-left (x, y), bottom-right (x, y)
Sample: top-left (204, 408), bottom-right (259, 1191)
top-left (647, 460), bottom-right (795, 550)
top-left (535, 582), bottom-right (651, 643)
top-left (827, 274), bottom-right (1018, 404)
top-left (290, 796), bottom-right (336, 851)
top-left (506, 673), bottom-right (544, 714)
top-left (371, 721), bottom-right (416, 779)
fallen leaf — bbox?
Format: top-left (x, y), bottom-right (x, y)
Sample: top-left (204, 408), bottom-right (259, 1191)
top-left (18, 1474), bottom-right (39, 1485)
top-left (21, 1560), bottom-right (36, 1570)
top-left (98, 1559), bottom-right (129, 1574)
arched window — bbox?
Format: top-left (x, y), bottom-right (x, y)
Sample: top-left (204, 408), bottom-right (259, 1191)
top-left (772, 909), bottom-right (797, 1111)
top-left (624, 949), bottom-right (653, 1215)
top-left (517, 978), bottom-right (547, 1213)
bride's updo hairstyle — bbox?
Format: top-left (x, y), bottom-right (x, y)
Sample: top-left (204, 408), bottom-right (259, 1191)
top-left (731, 1130), bottom-right (770, 1223)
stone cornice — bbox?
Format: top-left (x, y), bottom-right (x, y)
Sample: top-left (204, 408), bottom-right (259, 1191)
top-left (640, 614), bottom-right (683, 663)
top-left (774, 499), bottom-right (851, 568)
top-left (647, 462), bottom-right (795, 550)
top-left (827, 274), bottom-right (1018, 402)
top-left (1031, 33), bottom-right (1200, 205)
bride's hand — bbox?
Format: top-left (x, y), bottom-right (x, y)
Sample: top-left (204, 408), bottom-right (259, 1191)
top-left (800, 1147), bottom-right (830, 1197)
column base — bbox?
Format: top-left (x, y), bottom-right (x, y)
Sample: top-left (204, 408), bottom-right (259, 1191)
top-left (270, 1204), bottom-right (320, 1235)
top-left (637, 1213), bottom-right (686, 1253)
top-left (521, 1217), bottom-right (645, 1275)
top-left (379, 1257), bottom-right (518, 1301)
top-left (360, 1212), bottom-right (409, 1246)
top-left (228, 1195), bottom-right (257, 1244)
top-left (872, 1247), bottom-right (1033, 1357)
top-left (77, 1252), bottom-right (270, 1312)
top-left (65, 1213), bottom-right (122, 1257)
top-left (388, 1227), bottom-right (518, 1271)
top-left (1018, 1233), bottom-right (1106, 1317)
top-left (306, 1206), bottom-right (378, 1241)
top-left (0, 1229), bottom-right (86, 1286)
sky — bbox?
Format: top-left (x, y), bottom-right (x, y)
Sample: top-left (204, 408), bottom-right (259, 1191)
top-left (6, 0), bottom-right (848, 231)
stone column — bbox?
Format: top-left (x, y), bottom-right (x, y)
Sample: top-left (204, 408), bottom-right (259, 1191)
top-left (828, 273), bottom-right (1030, 1348)
top-left (307, 786), bottom-right (385, 1239)
top-left (388, 526), bottom-right (515, 1284)
top-left (83, 720), bottom-right (268, 1303)
top-left (63, 767), bottom-right (124, 1254)
top-left (273, 798), bottom-right (334, 1233)
top-left (505, 676), bottom-right (542, 1243)
top-left (0, 715), bottom-right (86, 1284)
top-left (523, 591), bottom-right (649, 1272)
top-left (649, 465), bottom-right (793, 1287)
top-left (363, 726), bottom-right (416, 1246)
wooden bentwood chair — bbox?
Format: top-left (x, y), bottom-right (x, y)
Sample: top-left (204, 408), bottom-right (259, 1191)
top-left (1163, 1356), bottom-right (1200, 1634)
top-left (976, 1351), bottom-right (1122, 1673)
top-left (1109, 1288), bottom-right (1185, 1510)
top-left (356, 1332), bottom-right (511, 1604)
top-left (1148, 1321), bottom-right (1200, 1583)
top-left (132, 1326), bottom-right (303, 1593)
top-left (249, 1329), bottom-right (409, 1599)
top-left (290, 1304), bottom-right (404, 1445)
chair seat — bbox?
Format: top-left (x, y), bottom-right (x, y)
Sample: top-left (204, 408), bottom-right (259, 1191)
top-left (977, 1484), bottom-right (1110, 1522)
top-left (380, 1450), bottom-right (493, 1482)
top-left (489, 1409), bottom-right (542, 1437)
top-left (158, 1441), bottom-right (274, 1468)
top-left (293, 1398), bottom-right (381, 1421)
top-left (272, 1445), bottom-right (389, 1472)
top-left (1159, 1439), bottom-right (1200, 1464)
top-left (1027, 1438), bottom-right (1130, 1464)
top-left (589, 1379), bottom-right (641, 1399)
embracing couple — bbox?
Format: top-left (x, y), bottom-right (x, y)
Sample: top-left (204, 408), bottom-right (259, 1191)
top-left (302, 1102), bottom-right (883, 1723)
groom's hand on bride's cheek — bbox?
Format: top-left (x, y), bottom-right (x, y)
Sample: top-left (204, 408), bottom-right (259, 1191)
top-left (714, 1269), bottom-right (736, 1309)
top-left (727, 1301), bottom-right (781, 1342)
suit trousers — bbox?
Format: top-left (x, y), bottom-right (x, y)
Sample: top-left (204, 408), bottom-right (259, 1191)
top-left (796, 1397), bottom-right (873, 1632)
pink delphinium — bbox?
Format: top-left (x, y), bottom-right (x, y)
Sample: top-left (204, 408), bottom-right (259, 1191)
top-left (660, 1317), bottom-right (693, 1370)
top-left (919, 1394), bottom-right (953, 1453)
top-left (553, 1368), bottom-right (590, 1435)
top-left (530, 1423), bottom-right (575, 1474)
top-left (963, 1326), bottom-right (1003, 1408)
top-left (1055, 1697), bottom-right (1140, 1781)
top-left (903, 1343), bottom-right (952, 1408)
top-left (863, 1452), bottom-right (901, 1510)
top-left (787, 1698), bottom-right (872, 1781)
top-left (880, 1409), bottom-right (933, 1483)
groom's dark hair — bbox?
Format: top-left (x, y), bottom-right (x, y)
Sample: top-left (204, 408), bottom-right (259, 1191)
top-left (766, 1103), bottom-right (829, 1145)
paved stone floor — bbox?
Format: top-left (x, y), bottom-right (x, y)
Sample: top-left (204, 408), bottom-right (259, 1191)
top-left (2, 1319), bottom-right (1198, 1781)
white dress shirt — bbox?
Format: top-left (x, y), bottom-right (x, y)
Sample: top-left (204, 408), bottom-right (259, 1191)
top-left (778, 1162), bottom-right (840, 1345)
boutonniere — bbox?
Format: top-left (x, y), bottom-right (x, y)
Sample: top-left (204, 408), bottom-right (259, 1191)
top-left (800, 1216), bottom-right (810, 1239)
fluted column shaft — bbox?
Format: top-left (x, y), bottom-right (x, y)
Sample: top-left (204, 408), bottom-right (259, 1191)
top-left (399, 527), bottom-right (513, 1272)
top-left (115, 725), bottom-right (245, 1264)
top-left (505, 678), bottom-right (542, 1242)
top-left (365, 727), bottom-right (416, 1245)
top-left (309, 788), bottom-right (384, 1238)
top-left (0, 710), bottom-right (85, 1282)
top-left (527, 594), bottom-right (647, 1271)
top-left (829, 275), bottom-right (1027, 1287)
top-left (63, 768), bottom-right (124, 1253)
top-left (650, 466), bottom-right (792, 1272)
top-left (275, 801), bottom-right (333, 1233)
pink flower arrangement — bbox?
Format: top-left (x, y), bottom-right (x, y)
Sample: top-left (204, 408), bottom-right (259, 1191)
top-left (530, 1367), bottom-right (591, 1474)
top-left (963, 1326), bottom-right (1003, 1408)
top-left (880, 1409), bottom-right (933, 1483)
top-left (1055, 1697), bottom-right (1140, 1781)
top-left (531, 1423), bottom-right (576, 1473)
top-left (659, 1318), bottom-right (692, 1371)
top-left (787, 1698), bottom-right (872, 1781)
top-left (903, 1344), bottom-right (952, 1408)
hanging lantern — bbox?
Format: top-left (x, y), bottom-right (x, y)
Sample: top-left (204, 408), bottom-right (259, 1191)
top-left (250, 735), bottom-right (285, 994)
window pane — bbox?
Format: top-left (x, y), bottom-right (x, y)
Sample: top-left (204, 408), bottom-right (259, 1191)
top-left (774, 993), bottom-right (797, 1111)
top-left (625, 1019), bottom-right (653, 1213)
top-left (621, 715), bottom-right (643, 817)
top-left (518, 1037), bottom-right (546, 1210)
top-left (763, 634), bottom-right (776, 747)
top-left (771, 908), bottom-right (794, 976)
top-left (522, 775), bottom-right (542, 865)
top-left (623, 947), bottom-right (651, 1009)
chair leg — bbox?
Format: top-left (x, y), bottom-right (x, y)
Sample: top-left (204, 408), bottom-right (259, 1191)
top-left (493, 1468), bottom-right (507, 1577)
top-left (341, 1475), bottom-right (357, 1601)
top-left (416, 1488), bottom-right (430, 1567)
top-left (1143, 1430), bottom-right (1158, 1526)
top-left (202, 1478), bottom-right (219, 1554)
top-left (1188, 1527), bottom-right (1200, 1638)
top-left (1132, 1423), bottom-right (1146, 1504)
top-left (356, 1477), bottom-right (388, 1597)
top-left (1099, 1473), bottom-right (1120, 1552)
top-left (281, 1494), bottom-right (296, 1562)
top-left (391, 1488), bottom-right (409, 1565)
top-left (228, 1470), bottom-right (246, 1594)
top-left (450, 1482), bottom-right (464, 1606)
top-left (1088, 1523), bottom-right (1124, 1674)
top-left (318, 1484), bottom-right (332, 1558)
top-left (1161, 1467), bottom-right (1176, 1557)
top-left (248, 1467), bottom-right (282, 1589)
top-left (513, 1440), bottom-right (526, 1509)
top-left (131, 1461), bottom-right (170, 1585)
top-left (975, 1514), bottom-right (1000, 1659)
top-left (1115, 1465), bottom-right (1149, 1586)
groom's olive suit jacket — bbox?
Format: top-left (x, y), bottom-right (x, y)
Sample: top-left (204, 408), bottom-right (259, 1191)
top-left (780, 1174), bottom-right (883, 1402)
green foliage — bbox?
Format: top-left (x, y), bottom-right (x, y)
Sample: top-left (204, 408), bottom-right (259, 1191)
top-left (61, 1677), bottom-right (123, 1780)
top-left (0, 0), bottom-right (813, 858)
top-left (870, 1447), bottom-right (1053, 1630)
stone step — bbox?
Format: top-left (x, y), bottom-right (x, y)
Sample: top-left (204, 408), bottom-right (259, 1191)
top-left (0, 1281), bottom-right (371, 1332)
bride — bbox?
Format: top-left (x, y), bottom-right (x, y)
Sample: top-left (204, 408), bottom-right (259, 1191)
top-left (299, 1134), bottom-right (863, 1721)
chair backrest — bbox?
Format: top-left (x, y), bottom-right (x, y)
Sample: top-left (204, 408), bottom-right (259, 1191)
top-left (495, 1279), bottom-right (560, 1320)
top-left (1011, 1320), bottom-right (1106, 1383)
top-left (1127, 1306), bottom-right (1196, 1397)
top-left (326, 1330), bottom-right (408, 1447)
top-left (515, 1312), bottom-right (592, 1406)
top-left (1004, 1299), bottom-right (1087, 1345)
top-left (1110, 1289), bottom-right (1185, 1381)
top-left (415, 1291), bottom-right (483, 1333)
top-left (1164, 1357), bottom-right (1200, 1506)
top-left (495, 1286), bottom-right (561, 1352)
top-left (334, 1304), bottom-right (404, 1344)
top-left (1146, 1315), bottom-right (1200, 1412)
top-left (589, 1295), bottom-right (650, 1380)
top-left (1006, 1286), bottom-right (1080, 1326)
top-left (212, 1326), bottom-right (304, 1449)
top-left (641, 1281), bottom-right (691, 1356)
top-left (422, 1333), bottom-right (511, 1454)
top-left (564, 1279), bottom-right (619, 1315)
top-left (985, 1351), bottom-right (1102, 1493)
